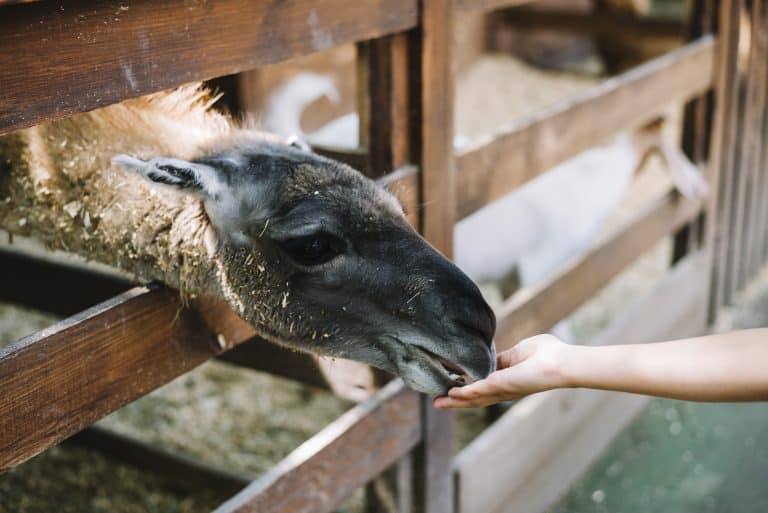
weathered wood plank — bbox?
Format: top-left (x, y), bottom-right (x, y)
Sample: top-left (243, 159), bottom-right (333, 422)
top-left (500, 9), bottom-right (685, 39)
top-left (455, 37), bottom-right (716, 220)
top-left (495, 189), bottom-right (703, 351)
top-left (672, 0), bottom-right (717, 263)
top-left (418, 0), bottom-right (456, 254)
top-left (362, 33), bottom-right (415, 178)
top-left (0, 0), bottom-right (418, 134)
top-left (0, 286), bottom-right (231, 472)
top-left (455, 0), bottom-right (535, 12)
top-left (213, 380), bottom-right (420, 513)
top-left (411, 1), bottom-right (456, 512)
top-left (454, 250), bottom-right (710, 513)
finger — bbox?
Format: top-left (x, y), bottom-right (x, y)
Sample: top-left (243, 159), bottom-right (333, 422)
top-left (497, 347), bottom-right (525, 369)
top-left (447, 378), bottom-right (501, 399)
top-left (435, 392), bottom-right (516, 409)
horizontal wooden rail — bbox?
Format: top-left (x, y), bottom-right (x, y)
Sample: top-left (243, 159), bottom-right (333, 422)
top-left (500, 9), bottom-right (685, 39)
top-left (455, 36), bottom-right (716, 219)
top-left (0, 0), bottom-right (418, 134)
top-left (455, 0), bottom-right (535, 12)
top-left (213, 380), bottom-right (420, 513)
top-left (454, 250), bottom-right (710, 513)
top-left (495, 189), bottom-right (703, 351)
top-left (0, 287), bottom-right (236, 472)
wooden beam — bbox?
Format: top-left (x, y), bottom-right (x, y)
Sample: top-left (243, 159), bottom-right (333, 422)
top-left (495, 189), bottom-right (702, 351)
top-left (361, 33), bottom-right (415, 178)
top-left (500, 10), bottom-right (685, 40)
top-left (0, 0), bottom-right (418, 134)
top-left (67, 426), bottom-right (251, 496)
top-left (212, 380), bottom-right (420, 513)
top-left (411, 1), bottom-right (456, 512)
top-left (455, 37), bottom-right (716, 220)
top-left (455, 0), bottom-right (536, 12)
top-left (0, 286), bottom-right (238, 472)
top-left (454, 250), bottom-right (710, 513)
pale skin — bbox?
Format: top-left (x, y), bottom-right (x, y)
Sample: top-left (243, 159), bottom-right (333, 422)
top-left (433, 329), bottom-right (768, 408)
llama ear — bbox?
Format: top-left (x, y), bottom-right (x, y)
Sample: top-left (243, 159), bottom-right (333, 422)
top-left (656, 141), bottom-right (709, 200)
top-left (286, 135), bottom-right (312, 153)
top-left (112, 154), bottom-right (223, 198)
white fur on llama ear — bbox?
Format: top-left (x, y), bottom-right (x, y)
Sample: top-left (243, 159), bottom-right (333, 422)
top-left (285, 135), bottom-right (312, 152)
top-left (112, 154), bottom-right (223, 198)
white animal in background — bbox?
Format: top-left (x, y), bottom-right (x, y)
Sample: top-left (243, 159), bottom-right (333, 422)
top-left (264, 72), bottom-right (359, 148)
top-left (453, 125), bottom-right (707, 340)
top-left (265, 72), bottom-right (473, 150)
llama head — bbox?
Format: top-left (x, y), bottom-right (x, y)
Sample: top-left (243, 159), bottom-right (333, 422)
top-left (113, 135), bottom-right (496, 394)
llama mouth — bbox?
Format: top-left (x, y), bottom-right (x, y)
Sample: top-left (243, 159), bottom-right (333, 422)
top-left (412, 346), bottom-right (477, 386)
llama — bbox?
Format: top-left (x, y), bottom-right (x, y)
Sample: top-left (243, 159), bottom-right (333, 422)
top-left (0, 85), bottom-right (495, 395)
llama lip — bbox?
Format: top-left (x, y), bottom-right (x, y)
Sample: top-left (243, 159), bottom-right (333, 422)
top-left (412, 345), bottom-right (477, 386)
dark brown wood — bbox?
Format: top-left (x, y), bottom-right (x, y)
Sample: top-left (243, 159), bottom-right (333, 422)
top-left (672, 0), bottom-right (717, 264)
top-left (0, 286), bottom-right (240, 472)
top-left (67, 426), bottom-right (251, 496)
top-left (455, 0), bottom-right (535, 12)
top-left (314, 145), bottom-right (370, 172)
top-left (0, 0), bottom-right (418, 135)
top-left (417, 0), bottom-right (456, 255)
top-left (410, 2), bottom-right (456, 512)
top-left (455, 37), bottom-right (716, 220)
top-left (500, 9), bottom-right (685, 40)
top-left (495, 189), bottom-right (703, 350)
top-left (212, 380), bottom-right (420, 513)
top-left (363, 33), bottom-right (415, 178)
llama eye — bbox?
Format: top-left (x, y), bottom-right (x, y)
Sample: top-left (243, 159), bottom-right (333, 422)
top-left (278, 232), bottom-right (344, 266)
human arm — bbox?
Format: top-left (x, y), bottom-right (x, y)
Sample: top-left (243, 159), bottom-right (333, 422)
top-left (433, 329), bottom-right (768, 408)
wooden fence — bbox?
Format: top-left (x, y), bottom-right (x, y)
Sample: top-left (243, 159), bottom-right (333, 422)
top-left (0, 0), bottom-right (764, 512)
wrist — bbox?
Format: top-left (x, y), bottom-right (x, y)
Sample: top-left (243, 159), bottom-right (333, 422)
top-left (557, 343), bottom-right (588, 389)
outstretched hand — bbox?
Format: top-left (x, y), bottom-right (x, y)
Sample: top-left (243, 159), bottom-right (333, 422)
top-left (433, 334), bottom-right (571, 408)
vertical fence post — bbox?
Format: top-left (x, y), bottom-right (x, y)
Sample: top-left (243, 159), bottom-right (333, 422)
top-left (672, 0), bottom-right (717, 263)
top-left (413, 1), bottom-right (456, 513)
top-left (707, 0), bottom-right (743, 318)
